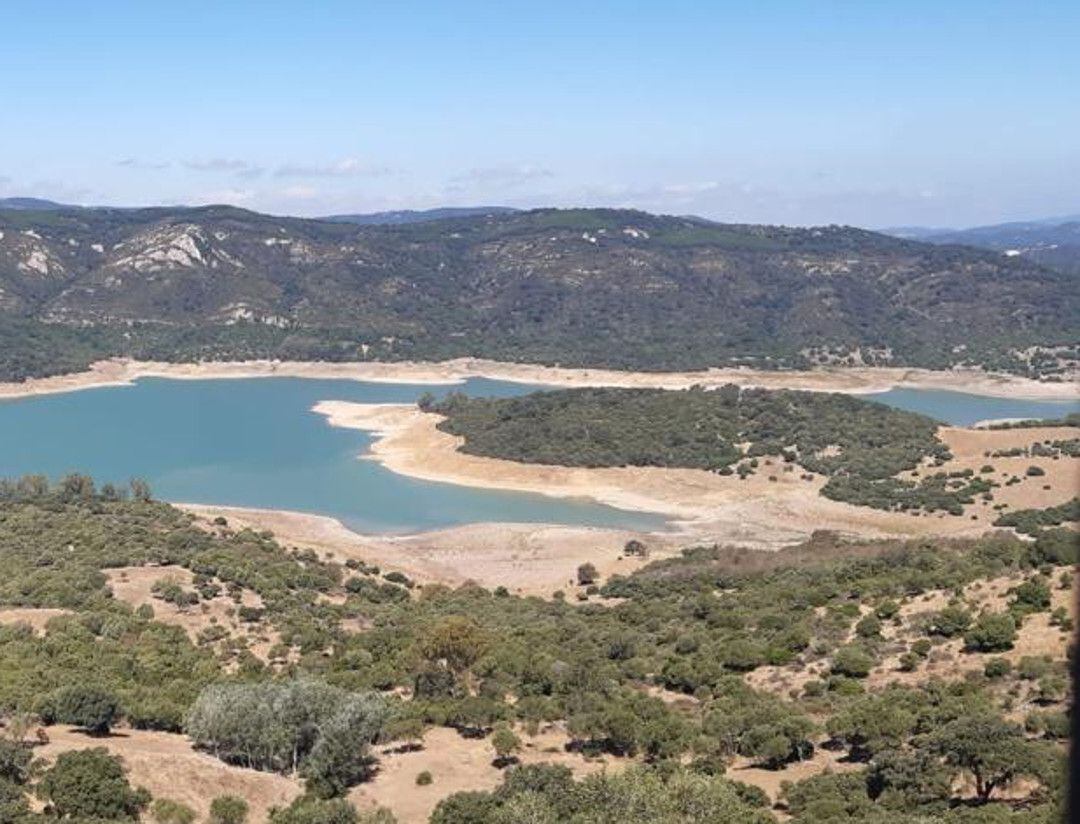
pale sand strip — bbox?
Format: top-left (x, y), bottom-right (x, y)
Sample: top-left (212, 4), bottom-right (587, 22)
top-left (1, 357), bottom-right (1077, 401)
top-left (179, 503), bottom-right (679, 597)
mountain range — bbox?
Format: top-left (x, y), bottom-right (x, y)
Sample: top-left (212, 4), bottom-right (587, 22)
top-left (886, 216), bottom-right (1080, 276)
top-left (0, 203), bottom-right (1076, 382)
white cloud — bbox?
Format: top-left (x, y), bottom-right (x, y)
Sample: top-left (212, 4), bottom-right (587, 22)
top-left (449, 164), bottom-right (554, 190)
top-left (280, 185), bottom-right (319, 200)
top-left (191, 188), bottom-right (256, 205)
top-left (115, 158), bottom-right (171, 170)
top-left (183, 158), bottom-right (264, 178)
top-left (274, 157), bottom-right (393, 178)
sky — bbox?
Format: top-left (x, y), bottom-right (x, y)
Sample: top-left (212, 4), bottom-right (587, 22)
top-left (1, 1), bottom-right (1076, 228)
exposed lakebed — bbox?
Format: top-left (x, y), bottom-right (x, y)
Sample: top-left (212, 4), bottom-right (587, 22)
top-left (0, 376), bottom-right (1075, 534)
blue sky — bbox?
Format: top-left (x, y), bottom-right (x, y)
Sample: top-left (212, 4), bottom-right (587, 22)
top-left (1, 1), bottom-right (1076, 227)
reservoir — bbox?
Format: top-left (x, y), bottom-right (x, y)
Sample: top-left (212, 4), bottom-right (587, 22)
top-left (0, 377), bottom-right (1075, 533)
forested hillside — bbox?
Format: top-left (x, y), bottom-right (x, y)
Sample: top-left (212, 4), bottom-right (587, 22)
top-left (0, 477), bottom-right (1073, 821)
top-left (1, 205), bottom-right (1076, 381)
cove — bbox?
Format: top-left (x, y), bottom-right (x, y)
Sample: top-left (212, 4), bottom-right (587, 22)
top-left (0, 377), bottom-right (1075, 534)
top-left (0, 377), bottom-right (668, 533)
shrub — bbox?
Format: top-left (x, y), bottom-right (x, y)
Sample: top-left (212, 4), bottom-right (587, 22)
top-left (416, 770), bottom-right (433, 786)
top-left (152, 798), bottom-right (197, 824)
top-left (964, 612), bottom-right (1017, 652)
top-left (831, 646), bottom-right (875, 678)
top-left (576, 563), bottom-right (599, 586)
top-left (927, 604), bottom-right (971, 638)
top-left (984, 658), bottom-right (1012, 679)
top-left (36, 748), bottom-right (150, 820)
top-left (210, 795), bottom-right (250, 824)
top-left (39, 685), bottom-right (121, 735)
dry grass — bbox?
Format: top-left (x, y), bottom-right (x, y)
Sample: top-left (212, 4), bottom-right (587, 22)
top-left (33, 726), bottom-right (302, 820)
top-left (105, 565), bottom-right (284, 661)
top-left (0, 608), bottom-right (71, 634)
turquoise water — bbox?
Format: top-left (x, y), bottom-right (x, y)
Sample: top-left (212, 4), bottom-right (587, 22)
top-left (0, 378), bottom-right (1075, 533)
top-left (0, 377), bottom-right (667, 533)
top-left (861, 387), bottom-right (1078, 427)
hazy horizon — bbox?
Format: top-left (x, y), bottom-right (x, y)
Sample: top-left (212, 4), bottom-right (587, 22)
top-left (2, 1), bottom-right (1076, 229)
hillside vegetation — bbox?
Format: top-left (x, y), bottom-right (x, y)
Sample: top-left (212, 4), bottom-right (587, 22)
top-left (431, 386), bottom-right (1002, 514)
top-left (0, 476), bottom-right (1073, 821)
top-left (1, 205), bottom-right (1077, 381)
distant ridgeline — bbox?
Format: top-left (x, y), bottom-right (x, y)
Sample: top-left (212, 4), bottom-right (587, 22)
top-left (1, 205), bottom-right (1078, 381)
top-left (431, 386), bottom-right (994, 514)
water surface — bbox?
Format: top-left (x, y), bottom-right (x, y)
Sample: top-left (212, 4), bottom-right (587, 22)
top-left (0, 378), bottom-right (1075, 533)
top-left (862, 387), bottom-right (1078, 427)
top-left (0, 377), bottom-right (669, 533)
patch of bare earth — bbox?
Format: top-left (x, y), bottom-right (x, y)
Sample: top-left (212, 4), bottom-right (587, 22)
top-left (33, 726), bottom-right (301, 820)
top-left (0, 608), bottom-right (71, 634)
top-left (350, 724), bottom-right (619, 824)
top-left (729, 745), bottom-right (860, 808)
top-left (105, 565), bottom-right (283, 661)
top-left (182, 504), bottom-right (679, 599)
top-left (906, 426), bottom-right (1079, 527)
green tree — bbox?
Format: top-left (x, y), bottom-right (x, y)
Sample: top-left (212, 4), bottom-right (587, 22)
top-left (210, 795), bottom-right (250, 824)
top-left (40, 685), bottom-right (121, 735)
top-left (964, 612), bottom-right (1017, 652)
top-left (490, 724), bottom-right (521, 767)
top-left (152, 798), bottom-right (197, 824)
top-left (867, 749), bottom-right (951, 811)
top-left (928, 604), bottom-right (971, 637)
top-left (831, 645), bottom-right (875, 678)
top-left (36, 748), bottom-right (150, 820)
top-left (303, 694), bottom-right (392, 797)
top-left (929, 713), bottom-right (1049, 802)
top-left (418, 616), bottom-right (489, 676)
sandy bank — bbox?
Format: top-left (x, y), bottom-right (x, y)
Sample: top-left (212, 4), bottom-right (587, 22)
top-left (1, 356), bottom-right (1076, 401)
top-left (314, 402), bottom-right (1074, 550)
top-left (177, 413), bottom-right (1076, 597)
top-left (180, 503), bottom-right (678, 598)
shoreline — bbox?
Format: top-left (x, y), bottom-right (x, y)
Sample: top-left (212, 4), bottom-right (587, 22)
top-left (1, 356), bottom-right (1077, 402)
top-left (312, 401), bottom-right (1067, 548)
top-left (177, 502), bottom-right (683, 597)
top-left (175, 412), bottom-right (1077, 594)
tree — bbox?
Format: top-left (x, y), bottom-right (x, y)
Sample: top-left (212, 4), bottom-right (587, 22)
top-left (39, 685), bottom-right (121, 735)
top-left (576, 563), bottom-right (599, 586)
top-left (36, 748), bottom-right (150, 820)
top-left (185, 679), bottom-right (389, 785)
top-left (855, 613), bottom-right (882, 638)
top-left (269, 797), bottom-right (361, 824)
top-left (490, 724), bottom-right (521, 767)
top-left (964, 612), bottom-right (1017, 652)
top-left (418, 616), bottom-right (488, 676)
top-left (303, 694), bottom-right (392, 797)
top-left (826, 693), bottom-right (917, 759)
top-left (928, 604), bottom-right (971, 637)
top-left (929, 713), bottom-right (1049, 802)
top-left (0, 740), bottom-right (32, 785)
top-left (130, 477), bottom-right (153, 502)
top-left (210, 795), bottom-right (250, 824)
top-left (152, 798), bottom-right (197, 824)
top-left (867, 749), bottom-right (951, 811)
top-left (831, 645), bottom-right (875, 678)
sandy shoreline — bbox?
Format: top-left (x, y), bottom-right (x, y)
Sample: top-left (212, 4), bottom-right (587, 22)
top-left (177, 409), bottom-right (1078, 595)
top-left (315, 402), bottom-right (1080, 545)
top-left (1, 356), bottom-right (1077, 401)
top-left (179, 502), bottom-right (680, 597)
